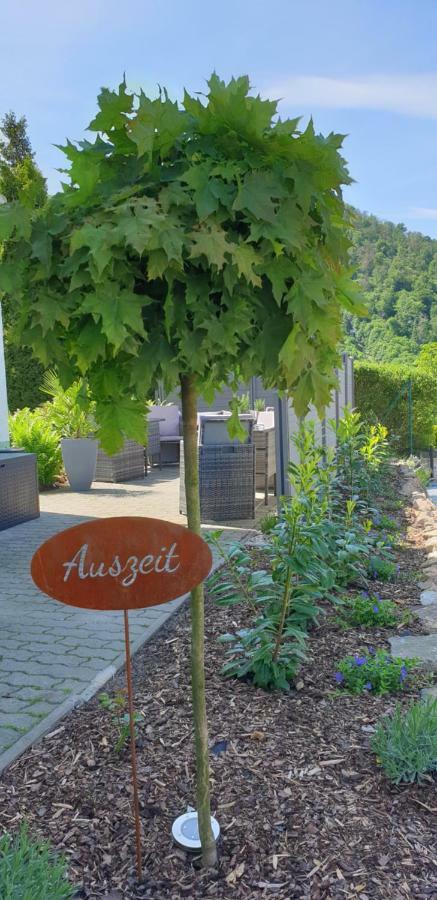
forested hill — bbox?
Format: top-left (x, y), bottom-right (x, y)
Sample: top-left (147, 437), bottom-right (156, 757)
top-left (343, 209), bottom-right (436, 363)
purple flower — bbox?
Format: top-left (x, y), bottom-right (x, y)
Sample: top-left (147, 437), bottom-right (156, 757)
top-left (372, 605), bottom-right (379, 614)
top-left (354, 655), bottom-right (367, 667)
top-left (334, 672), bottom-right (345, 684)
top-left (373, 592), bottom-right (381, 601)
top-left (368, 646), bottom-right (376, 656)
top-left (364, 681), bottom-right (373, 691)
top-left (399, 665), bottom-right (408, 683)
top-left (361, 591), bottom-right (369, 598)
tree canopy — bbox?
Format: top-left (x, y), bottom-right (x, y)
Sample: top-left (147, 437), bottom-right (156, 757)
top-left (0, 75), bottom-right (362, 449)
top-left (344, 209), bottom-right (437, 364)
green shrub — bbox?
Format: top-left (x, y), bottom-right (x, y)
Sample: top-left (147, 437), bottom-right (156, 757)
top-left (334, 649), bottom-right (418, 695)
top-left (372, 698), bottom-right (437, 783)
top-left (368, 555), bottom-right (397, 581)
top-left (338, 592), bottom-right (398, 628)
top-left (0, 824), bottom-right (74, 899)
top-left (355, 361), bottom-right (437, 452)
top-left (9, 407), bottom-right (62, 488)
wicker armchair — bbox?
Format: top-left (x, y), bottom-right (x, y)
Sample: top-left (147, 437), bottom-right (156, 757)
top-left (180, 414), bottom-right (256, 521)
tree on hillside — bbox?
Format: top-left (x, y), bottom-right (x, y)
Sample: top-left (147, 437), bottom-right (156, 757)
top-left (345, 209), bottom-right (437, 363)
top-left (0, 111), bottom-right (46, 206)
top-left (0, 75), bottom-right (363, 866)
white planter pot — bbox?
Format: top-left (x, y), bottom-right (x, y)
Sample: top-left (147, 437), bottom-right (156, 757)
top-left (61, 438), bottom-right (98, 491)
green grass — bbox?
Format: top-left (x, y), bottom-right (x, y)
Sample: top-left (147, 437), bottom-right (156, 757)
top-left (0, 824), bottom-right (74, 900)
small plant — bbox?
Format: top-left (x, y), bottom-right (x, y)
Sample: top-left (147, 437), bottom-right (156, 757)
top-left (338, 592), bottom-right (398, 628)
top-left (0, 824), bottom-right (74, 899)
top-left (9, 407), bottom-right (62, 488)
top-left (333, 649), bottom-right (418, 695)
top-left (254, 398), bottom-right (266, 412)
top-left (259, 512), bottom-right (277, 534)
top-left (372, 698), bottom-right (437, 783)
top-left (368, 555), bottom-right (397, 581)
top-left (99, 690), bottom-right (141, 752)
top-left (375, 514), bottom-right (399, 534)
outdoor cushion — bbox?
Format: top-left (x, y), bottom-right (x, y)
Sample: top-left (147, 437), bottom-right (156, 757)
top-left (160, 434), bottom-right (182, 442)
top-left (148, 405), bottom-right (181, 437)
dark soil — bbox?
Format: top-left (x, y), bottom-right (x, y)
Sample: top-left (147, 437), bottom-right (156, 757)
top-left (0, 475), bottom-right (436, 899)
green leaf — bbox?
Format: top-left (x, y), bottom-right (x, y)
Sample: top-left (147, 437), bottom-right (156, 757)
top-left (232, 243), bottom-right (261, 287)
top-left (233, 171), bottom-right (287, 223)
top-left (189, 224), bottom-right (232, 269)
top-left (88, 79), bottom-right (133, 133)
top-left (74, 321), bottom-right (108, 372)
top-left (80, 284), bottom-right (146, 349)
top-left (31, 225), bottom-right (52, 272)
top-left (95, 396), bottom-right (146, 454)
top-left (70, 223), bottom-right (115, 277)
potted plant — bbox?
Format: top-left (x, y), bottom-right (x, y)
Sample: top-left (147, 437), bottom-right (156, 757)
top-left (42, 372), bottom-right (97, 491)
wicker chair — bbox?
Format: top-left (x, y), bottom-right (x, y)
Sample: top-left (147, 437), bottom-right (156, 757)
top-left (145, 419), bottom-right (161, 471)
top-left (95, 439), bottom-right (145, 483)
top-left (180, 414), bottom-right (256, 521)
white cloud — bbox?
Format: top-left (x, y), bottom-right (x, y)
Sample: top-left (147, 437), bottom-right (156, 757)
top-left (267, 74), bottom-right (437, 119)
top-left (408, 207), bottom-right (437, 220)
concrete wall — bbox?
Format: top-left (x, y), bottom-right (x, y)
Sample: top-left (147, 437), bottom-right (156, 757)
top-left (0, 304), bottom-right (9, 448)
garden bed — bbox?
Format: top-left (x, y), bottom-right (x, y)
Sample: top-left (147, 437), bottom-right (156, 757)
top-left (0, 477), bottom-right (436, 899)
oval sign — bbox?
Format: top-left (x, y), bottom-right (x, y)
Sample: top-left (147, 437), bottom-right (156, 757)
top-left (31, 517), bottom-right (212, 611)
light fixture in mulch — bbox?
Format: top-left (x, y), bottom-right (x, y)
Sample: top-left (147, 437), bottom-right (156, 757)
top-left (172, 811), bottom-right (220, 852)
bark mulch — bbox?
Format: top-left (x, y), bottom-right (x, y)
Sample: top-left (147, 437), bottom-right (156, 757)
top-left (0, 488), bottom-right (436, 899)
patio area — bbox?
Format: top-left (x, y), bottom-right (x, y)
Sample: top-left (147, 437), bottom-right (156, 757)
top-left (0, 469), bottom-right (271, 772)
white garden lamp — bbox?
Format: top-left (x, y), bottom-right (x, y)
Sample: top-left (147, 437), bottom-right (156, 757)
top-left (0, 303), bottom-right (9, 448)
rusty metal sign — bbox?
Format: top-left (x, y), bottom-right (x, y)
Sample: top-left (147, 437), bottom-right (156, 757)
top-left (31, 516), bottom-right (212, 880)
top-left (31, 516), bottom-right (212, 610)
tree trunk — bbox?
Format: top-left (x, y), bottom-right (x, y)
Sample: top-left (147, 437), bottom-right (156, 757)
top-left (180, 374), bottom-right (217, 868)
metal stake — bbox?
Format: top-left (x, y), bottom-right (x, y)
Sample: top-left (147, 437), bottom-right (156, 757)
top-left (123, 609), bottom-right (143, 880)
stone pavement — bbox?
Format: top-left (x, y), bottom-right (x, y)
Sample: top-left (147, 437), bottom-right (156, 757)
top-left (389, 470), bottom-right (437, 699)
top-left (0, 469), bottom-right (255, 772)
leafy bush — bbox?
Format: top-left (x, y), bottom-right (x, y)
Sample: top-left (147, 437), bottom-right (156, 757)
top-left (368, 555), bottom-right (397, 581)
top-left (9, 407), bottom-right (62, 488)
top-left (0, 824), bottom-right (74, 899)
top-left (209, 411), bottom-right (398, 692)
top-left (355, 361), bottom-right (436, 452)
top-left (334, 649), bottom-right (418, 695)
top-left (41, 371), bottom-right (95, 439)
top-left (372, 698), bottom-right (437, 784)
top-left (338, 592), bottom-right (398, 628)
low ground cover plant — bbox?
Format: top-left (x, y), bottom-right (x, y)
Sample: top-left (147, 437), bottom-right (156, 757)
top-left (372, 697), bottom-right (437, 783)
top-left (334, 649), bottom-right (418, 695)
top-left (337, 592), bottom-right (398, 628)
top-left (368, 555), bottom-right (397, 581)
top-left (0, 824), bottom-right (74, 899)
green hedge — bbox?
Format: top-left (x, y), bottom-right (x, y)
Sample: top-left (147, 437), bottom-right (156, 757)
top-left (355, 361), bottom-right (437, 452)
top-left (2, 300), bottom-right (44, 411)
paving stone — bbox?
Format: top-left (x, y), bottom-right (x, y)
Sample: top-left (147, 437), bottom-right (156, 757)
top-left (0, 697), bottom-right (33, 714)
top-left (0, 713), bottom-right (40, 731)
top-left (422, 685), bottom-right (437, 700)
top-left (420, 590), bottom-right (437, 606)
top-left (0, 729), bottom-right (15, 750)
top-left (389, 635), bottom-right (437, 671)
top-left (413, 605), bottom-right (437, 632)
top-left (24, 701), bottom-right (56, 717)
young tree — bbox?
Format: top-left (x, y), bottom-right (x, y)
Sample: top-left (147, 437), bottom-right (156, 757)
top-left (0, 111), bottom-right (46, 206)
top-left (0, 75), bottom-right (363, 867)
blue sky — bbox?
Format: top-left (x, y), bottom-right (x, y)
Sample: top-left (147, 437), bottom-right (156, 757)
top-left (1, 0), bottom-right (437, 236)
